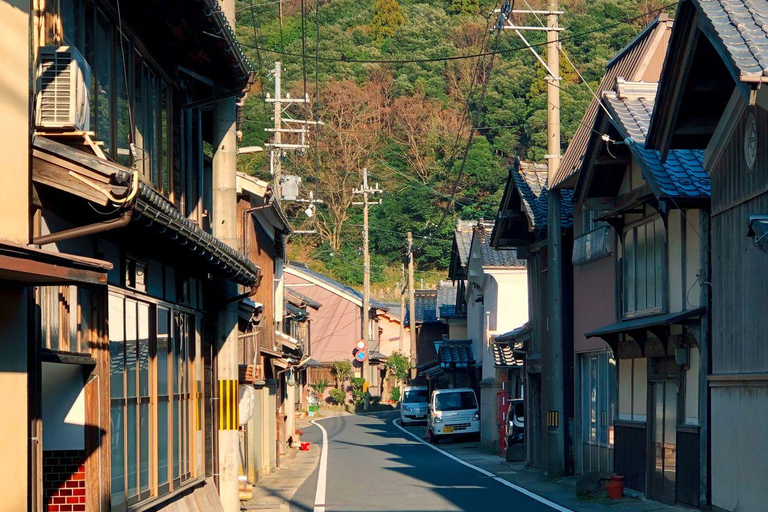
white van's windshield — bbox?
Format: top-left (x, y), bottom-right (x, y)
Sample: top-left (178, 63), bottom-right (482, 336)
top-left (434, 391), bottom-right (477, 411)
top-left (403, 389), bottom-right (428, 403)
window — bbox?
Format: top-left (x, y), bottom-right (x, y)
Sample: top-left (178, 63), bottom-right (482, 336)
top-left (58, 0), bottom-right (172, 194)
top-left (109, 293), bottom-right (204, 509)
top-left (581, 352), bottom-right (617, 446)
top-left (37, 285), bottom-right (94, 353)
top-left (403, 389), bottom-right (428, 403)
top-left (618, 358), bottom-right (647, 422)
top-left (623, 217), bottom-right (665, 316)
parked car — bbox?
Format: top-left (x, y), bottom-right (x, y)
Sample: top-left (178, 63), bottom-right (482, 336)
top-left (400, 386), bottom-right (429, 425)
top-left (427, 388), bottom-right (480, 443)
top-left (505, 398), bottom-right (525, 462)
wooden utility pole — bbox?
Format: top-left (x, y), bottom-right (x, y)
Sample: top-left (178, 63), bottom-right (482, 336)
top-left (353, 168), bottom-right (382, 407)
top-left (272, 61), bottom-right (282, 194)
top-left (407, 232), bottom-right (417, 378)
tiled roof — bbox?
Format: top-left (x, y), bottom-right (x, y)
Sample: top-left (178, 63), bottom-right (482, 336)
top-left (285, 288), bottom-right (322, 309)
top-left (286, 263), bottom-right (389, 311)
top-left (404, 290), bottom-right (439, 326)
top-left (510, 162), bottom-right (575, 229)
top-left (553, 15), bottom-right (673, 188)
top-left (473, 227), bottom-right (527, 268)
top-left (435, 339), bottom-right (475, 367)
top-left (602, 82), bottom-right (711, 199)
top-left (696, 0), bottom-right (768, 79)
top-left (491, 341), bottom-right (524, 368)
top-left (454, 220), bottom-right (476, 267)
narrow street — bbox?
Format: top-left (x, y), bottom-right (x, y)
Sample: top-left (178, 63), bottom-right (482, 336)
top-left (290, 412), bottom-right (564, 512)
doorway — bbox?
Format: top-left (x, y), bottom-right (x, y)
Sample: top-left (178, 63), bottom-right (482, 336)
top-left (648, 380), bottom-right (676, 504)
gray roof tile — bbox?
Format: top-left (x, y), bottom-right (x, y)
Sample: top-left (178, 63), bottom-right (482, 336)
top-left (510, 162), bottom-right (575, 230)
top-left (287, 262), bottom-right (389, 310)
top-left (435, 339), bottom-right (475, 367)
top-left (602, 83), bottom-right (711, 199)
top-left (697, 0), bottom-right (768, 77)
top-left (473, 226), bottom-right (528, 268)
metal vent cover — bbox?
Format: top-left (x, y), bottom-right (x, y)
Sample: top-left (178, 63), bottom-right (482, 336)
top-left (35, 46), bottom-right (91, 131)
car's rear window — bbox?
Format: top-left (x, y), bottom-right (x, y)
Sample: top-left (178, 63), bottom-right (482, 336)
top-left (434, 391), bottom-right (477, 411)
top-left (403, 389), bottom-right (428, 403)
top-left (508, 402), bottom-right (524, 422)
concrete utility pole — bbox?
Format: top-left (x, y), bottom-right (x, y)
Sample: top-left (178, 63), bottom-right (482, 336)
top-left (407, 232), bottom-right (417, 378)
top-left (399, 263), bottom-right (406, 353)
top-left (214, 3), bottom-right (240, 511)
top-left (265, 62), bottom-right (315, 199)
top-left (497, 0), bottom-right (566, 478)
top-left (352, 168), bottom-right (382, 406)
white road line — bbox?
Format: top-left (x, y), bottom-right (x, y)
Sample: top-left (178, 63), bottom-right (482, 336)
top-left (311, 418), bottom-right (330, 512)
top-left (391, 419), bottom-right (577, 512)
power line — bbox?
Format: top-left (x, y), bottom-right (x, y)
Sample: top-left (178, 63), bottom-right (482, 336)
top-left (236, 3), bottom-right (679, 64)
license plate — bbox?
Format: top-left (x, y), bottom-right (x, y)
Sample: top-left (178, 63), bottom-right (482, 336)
top-left (417, 415), bottom-right (425, 419)
top-left (443, 426), bottom-right (454, 433)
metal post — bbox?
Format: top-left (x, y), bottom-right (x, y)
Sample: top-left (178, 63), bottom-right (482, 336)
top-left (699, 211), bottom-right (711, 506)
top-left (545, 0), bottom-right (565, 479)
top-left (362, 169), bottom-right (371, 399)
top-left (408, 232), bottom-right (417, 378)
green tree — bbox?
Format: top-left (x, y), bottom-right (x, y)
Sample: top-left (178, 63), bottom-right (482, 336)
top-left (331, 360), bottom-right (353, 387)
top-left (386, 351), bottom-right (410, 382)
top-left (349, 377), bottom-right (367, 405)
top-left (449, 0), bottom-right (479, 15)
top-left (369, 0), bottom-right (405, 41)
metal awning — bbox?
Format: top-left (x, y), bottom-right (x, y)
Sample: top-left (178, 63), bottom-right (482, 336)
top-left (585, 307), bottom-right (706, 345)
top-left (0, 241), bottom-right (111, 286)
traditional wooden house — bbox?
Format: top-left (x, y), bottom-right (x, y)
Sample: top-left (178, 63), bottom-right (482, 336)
top-left (574, 77), bottom-right (710, 507)
top-left (554, 16), bottom-right (674, 480)
top-left (491, 160), bottom-right (574, 471)
top-left (645, 1), bottom-right (768, 510)
top-left (26, 1), bottom-right (259, 511)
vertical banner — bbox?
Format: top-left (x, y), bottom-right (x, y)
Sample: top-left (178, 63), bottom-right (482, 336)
top-left (219, 379), bottom-right (239, 430)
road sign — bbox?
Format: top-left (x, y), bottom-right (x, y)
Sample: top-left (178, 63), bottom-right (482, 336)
top-left (356, 339), bottom-right (367, 350)
top-left (355, 350), bottom-right (367, 362)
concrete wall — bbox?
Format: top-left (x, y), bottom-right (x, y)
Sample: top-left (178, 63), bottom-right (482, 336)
top-left (711, 385), bottom-right (768, 512)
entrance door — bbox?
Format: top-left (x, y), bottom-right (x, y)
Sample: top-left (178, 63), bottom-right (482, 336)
top-left (649, 380), bottom-right (677, 504)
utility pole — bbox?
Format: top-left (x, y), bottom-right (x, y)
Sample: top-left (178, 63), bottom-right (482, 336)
top-left (544, 0), bottom-right (566, 480)
top-left (399, 263), bottom-right (406, 353)
top-left (407, 232), bottom-right (417, 379)
top-left (352, 168), bottom-right (382, 408)
top-left (497, 0), bottom-right (566, 478)
top-left (265, 62), bottom-right (317, 199)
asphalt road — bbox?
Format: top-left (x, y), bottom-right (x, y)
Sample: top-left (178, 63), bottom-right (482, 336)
top-left (290, 411), bottom-right (563, 512)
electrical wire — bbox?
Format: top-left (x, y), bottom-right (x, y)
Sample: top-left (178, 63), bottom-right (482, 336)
top-left (237, 2), bottom-right (680, 64)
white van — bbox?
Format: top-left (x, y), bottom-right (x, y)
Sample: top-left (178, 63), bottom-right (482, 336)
top-left (400, 386), bottom-right (429, 425)
top-left (427, 388), bottom-right (480, 443)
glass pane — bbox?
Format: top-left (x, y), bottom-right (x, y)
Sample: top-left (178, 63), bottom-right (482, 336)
top-left (60, 0), bottom-right (76, 46)
top-left (138, 303), bottom-right (150, 397)
top-left (110, 403), bottom-right (125, 505)
top-left (78, 288), bottom-right (91, 354)
top-left (158, 401), bottom-right (169, 487)
top-left (636, 224), bottom-right (648, 311)
top-left (589, 356), bottom-right (597, 443)
top-left (608, 354), bottom-right (617, 446)
top-left (140, 402), bottom-right (150, 493)
top-left (95, 10), bottom-right (113, 156)
top-left (49, 287), bottom-right (60, 351)
top-left (126, 300), bottom-right (137, 398)
top-left (161, 83), bottom-right (170, 194)
top-left (654, 218), bottom-right (665, 309)
top-left (109, 295), bottom-right (125, 399)
top-left (116, 38), bottom-right (131, 166)
top-left (127, 402), bottom-right (138, 498)
top-left (173, 394), bottom-right (180, 479)
top-left (157, 307), bottom-right (170, 394)
top-left (134, 56), bottom-right (146, 178)
top-left (598, 353), bottom-right (607, 444)
top-left (581, 356), bottom-right (590, 442)
top-left (623, 231), bottom-right (635, 314)
top-left (84, 4), bottom-right (95, 132)
top-left (148, 68), bottom-right (159, 185)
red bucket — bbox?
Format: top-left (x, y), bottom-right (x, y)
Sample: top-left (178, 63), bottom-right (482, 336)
top-left (300, 442), bottom-right (310, 451)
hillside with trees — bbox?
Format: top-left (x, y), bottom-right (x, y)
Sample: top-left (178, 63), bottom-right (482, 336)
top-left (234, 0), bottom-right (671, 297)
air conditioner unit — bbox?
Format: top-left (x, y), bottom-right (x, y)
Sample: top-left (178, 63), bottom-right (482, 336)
top-left (35, 46), bottom-right (91, 132)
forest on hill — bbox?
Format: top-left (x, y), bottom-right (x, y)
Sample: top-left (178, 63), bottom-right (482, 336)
top-left (234, 0), bottom-right (671, 295)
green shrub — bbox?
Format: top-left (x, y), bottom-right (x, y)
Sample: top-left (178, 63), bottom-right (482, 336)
top-left (310, 379), bottom-right (330, 396)
top-left (390, 386), bottom-right (401, 403)
top-left (387, 351), bottom-right (410, 382)
top-left (350, 377), bottom-right (366, 405)
top-left (328, 388), bottom-right (346, 405)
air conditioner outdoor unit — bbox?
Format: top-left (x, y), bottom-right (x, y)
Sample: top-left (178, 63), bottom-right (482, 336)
top-left (35, 46), bottom-right (91, 132)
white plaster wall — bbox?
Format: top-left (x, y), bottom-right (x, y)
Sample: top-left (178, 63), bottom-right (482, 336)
top-left (711, 385), bottom-right (768, 512)
top-left (41, 362), bottom-right (86, 451)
